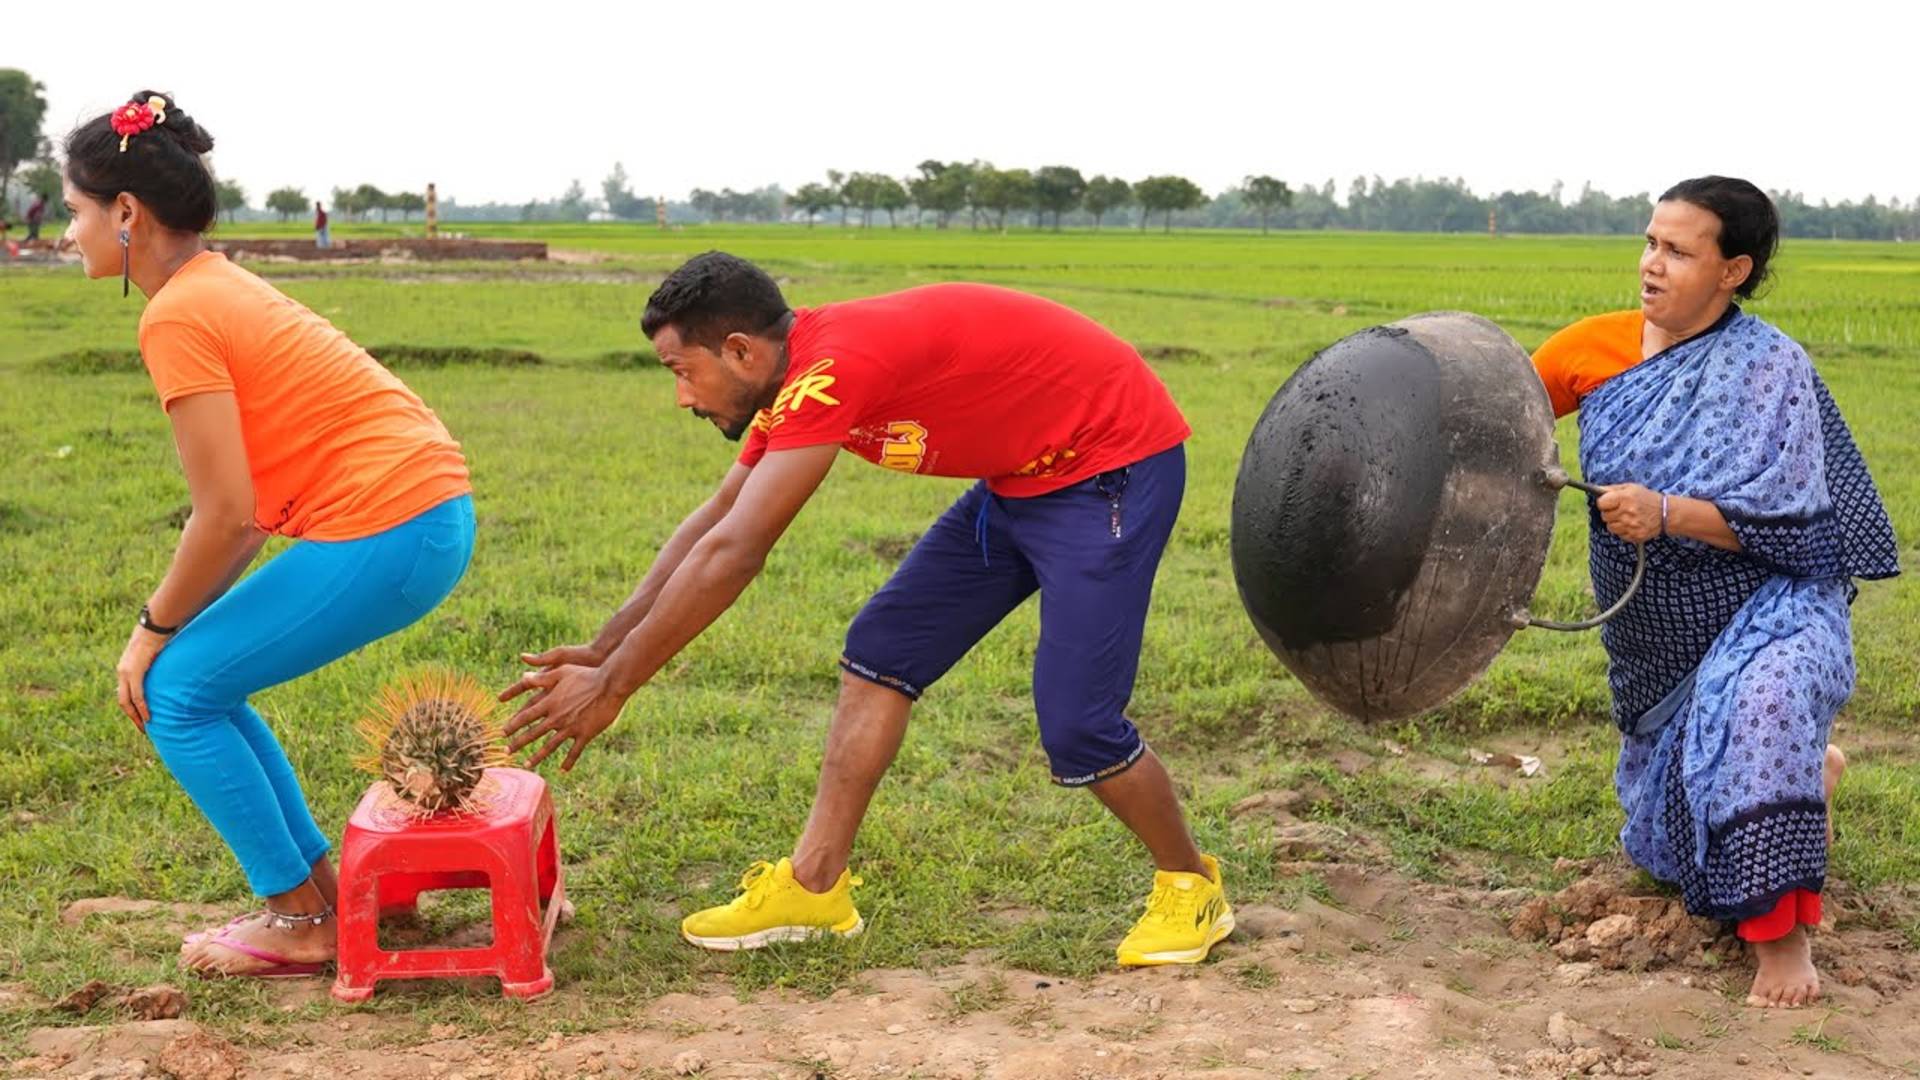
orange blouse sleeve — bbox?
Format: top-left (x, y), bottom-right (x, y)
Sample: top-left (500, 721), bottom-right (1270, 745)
top-left (1531, 326), bottom-right (1585, 418)
top-left (1530, 312), bottom-right (1643, 418)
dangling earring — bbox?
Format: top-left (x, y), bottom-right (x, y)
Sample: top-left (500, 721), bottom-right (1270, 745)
top-left (120, 229), bottom-right (131, 298)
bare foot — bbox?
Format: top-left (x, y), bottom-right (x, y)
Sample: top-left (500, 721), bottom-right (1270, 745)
top-left (1824, 744), bottom-right (1847, 848)
top-left (180, 912), bottom-right (336, 976)
top-left (1746, 925), bottom-right (1820, 1007)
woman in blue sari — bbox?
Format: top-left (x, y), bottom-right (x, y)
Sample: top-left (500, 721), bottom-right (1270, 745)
top-left (1532, 176), bottom-right (1899, 1008)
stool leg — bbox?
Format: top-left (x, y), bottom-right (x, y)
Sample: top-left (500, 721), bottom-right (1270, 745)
top-left (486, 848), bottom-right (556, 1000)
top-left (536, 817), bottom-right (559, 904)
top-left (331, 861), bottom-right (382, 1004)
top-left (500, 968), bottom-right (555, 1000)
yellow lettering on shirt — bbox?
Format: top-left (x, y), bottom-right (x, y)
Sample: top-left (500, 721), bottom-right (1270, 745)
top-left (772, 358), bottom-right (840, 416)
top-left (880, 420), bottom-right (928, 472)
top-left (1012, 447), bottom-right (1078, 477)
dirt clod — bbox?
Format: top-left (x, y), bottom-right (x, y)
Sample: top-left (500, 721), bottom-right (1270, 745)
top-left (1230, 789), bottom-right (1306, 818)
top-left (120, 984), bottom-right (188, 1021)
top-left (1586, 913), bottom-right (1638, 949)
top-left (58, 979), bottom-right (121, 1014)
top-left (156, 1029), bottom-right (243, 1080)
top-left (1553, 962), bottom-right (1597, 987)
top-left (1509, 872), bottom-right (1731, 970)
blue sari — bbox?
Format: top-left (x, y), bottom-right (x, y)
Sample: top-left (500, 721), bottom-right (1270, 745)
top-left (1577, 306), bottom-right (1898, 921)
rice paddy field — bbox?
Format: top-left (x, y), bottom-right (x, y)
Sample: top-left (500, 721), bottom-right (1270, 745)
top-left (2, 224), bottom-right (1917, 1072)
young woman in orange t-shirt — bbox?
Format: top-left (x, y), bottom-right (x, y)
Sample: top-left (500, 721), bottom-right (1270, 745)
top-left (61, 91), bottom-right (476, 978)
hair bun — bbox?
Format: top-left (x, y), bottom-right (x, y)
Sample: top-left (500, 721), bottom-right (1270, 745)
top-left (130, 89), bottom-right (214, 154)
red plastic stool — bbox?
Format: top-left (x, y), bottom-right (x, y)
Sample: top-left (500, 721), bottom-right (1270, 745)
top-left (331, 767), bottom-right (563, 1003)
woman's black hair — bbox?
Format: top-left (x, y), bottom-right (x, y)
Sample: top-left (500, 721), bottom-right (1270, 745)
top-left (1659, 176), bottom-right (1779, 299)
top-left (64, 90), bottom-right (218, 233)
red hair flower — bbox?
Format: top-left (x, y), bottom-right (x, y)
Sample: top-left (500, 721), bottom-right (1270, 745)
top-left (110, 98), bottom-right (165, 152)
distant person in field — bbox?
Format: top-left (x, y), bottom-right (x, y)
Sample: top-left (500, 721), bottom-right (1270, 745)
top-left (63, 91), bottom-right (475, 977)
top-left (313, 200), bottom-right (330, 248)
top-left (502, 252), bottom-right (1233, 966)
top-left (1532, 177), bottom-right (1898, 1008)
top-left (26, 193), bottom-right (46, 241)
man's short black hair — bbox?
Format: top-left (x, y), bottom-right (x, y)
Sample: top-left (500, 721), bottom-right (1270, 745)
top-left (641, 251), bottom-right (792, 352)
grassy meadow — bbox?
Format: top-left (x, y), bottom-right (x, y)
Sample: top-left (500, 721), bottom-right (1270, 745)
top-left (2, 224), bottom-right (1917, 1046)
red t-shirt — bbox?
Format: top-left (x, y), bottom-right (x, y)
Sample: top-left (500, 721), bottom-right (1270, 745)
top-left (737, 284), bottom-right (1191, 496)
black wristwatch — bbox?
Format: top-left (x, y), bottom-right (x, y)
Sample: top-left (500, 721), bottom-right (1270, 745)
top-left (139, 605), bottom-right (182, 636)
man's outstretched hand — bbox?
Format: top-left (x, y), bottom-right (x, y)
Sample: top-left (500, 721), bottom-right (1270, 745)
top-left (517, 643), bottom-right (605, 670)
top-left (500, 663), bottom-right (626, 771)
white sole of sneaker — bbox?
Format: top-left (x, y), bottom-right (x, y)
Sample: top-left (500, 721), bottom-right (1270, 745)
top-left (682, 916), bottom-right (865, 952)
top-left (1118, 912), bottom-right (1236, 966)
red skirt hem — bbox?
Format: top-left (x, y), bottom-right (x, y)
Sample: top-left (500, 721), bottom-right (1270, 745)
top-left (1736, 888), bottom-right (1822, 943)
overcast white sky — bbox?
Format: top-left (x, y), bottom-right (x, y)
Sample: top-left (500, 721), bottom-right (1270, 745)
top-left (10, 0), bottom-right (1914, 207)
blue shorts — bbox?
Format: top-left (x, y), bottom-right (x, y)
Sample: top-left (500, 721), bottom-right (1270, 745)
top-left (841, 444), bottom-right (1185, 786)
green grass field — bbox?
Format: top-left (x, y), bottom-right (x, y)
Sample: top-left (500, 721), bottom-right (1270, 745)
top-left (2, 225), bottom-right (1916, 1047)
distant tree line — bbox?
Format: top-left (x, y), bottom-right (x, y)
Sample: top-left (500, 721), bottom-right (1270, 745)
top-left (2, 66), bottom-right (1915, 240)
top-left (603, 165), bottom-right (1920, 240)
top-left (785, 162), bottom-right (1218, 233)
top-left (319, 185), bottom-right (428, 222)
top-left (294, 169), bottom-right (1920, 241)
top-left (750, 168), bottom-right (1920, 240)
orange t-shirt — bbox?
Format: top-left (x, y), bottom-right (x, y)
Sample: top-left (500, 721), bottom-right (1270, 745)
top-left (137, 251), bottom-right (470, 540)
top-left (1530, 310), bottom-right (1645, 418)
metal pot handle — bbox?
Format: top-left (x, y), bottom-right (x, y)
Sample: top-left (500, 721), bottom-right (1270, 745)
top-left (1520, 468), bottom-right (1646, 633)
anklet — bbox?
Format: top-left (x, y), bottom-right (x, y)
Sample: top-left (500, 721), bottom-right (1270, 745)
top-left (264, 903), bottom-right (335, 930)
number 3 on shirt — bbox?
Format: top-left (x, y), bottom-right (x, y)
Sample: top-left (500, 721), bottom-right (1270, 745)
top-left (880, 421), bottom-right (928, 472)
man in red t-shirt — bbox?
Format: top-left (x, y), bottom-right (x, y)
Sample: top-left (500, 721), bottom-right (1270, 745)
top-left (502, 252), bottom-right (1232, 966)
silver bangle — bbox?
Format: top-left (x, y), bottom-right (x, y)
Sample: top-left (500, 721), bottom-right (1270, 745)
top-left (1659, 493), bottom-right (1670, 537)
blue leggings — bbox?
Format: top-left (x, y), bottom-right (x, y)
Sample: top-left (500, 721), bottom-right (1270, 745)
top-left (143, 495), bottom-right (474, 897)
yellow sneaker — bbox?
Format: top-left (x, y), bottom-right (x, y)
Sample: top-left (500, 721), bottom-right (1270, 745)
top-left (680, 858), bottom-right (864, 951)
top-left (1116, 853), bottom-right (1234, 966)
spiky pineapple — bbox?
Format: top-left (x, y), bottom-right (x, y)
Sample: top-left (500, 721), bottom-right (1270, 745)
top-left (355, 671), bottom-right (507, 816)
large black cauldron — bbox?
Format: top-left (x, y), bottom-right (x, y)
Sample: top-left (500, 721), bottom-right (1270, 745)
top-left (1229, 311), bottom-right (1640, 722)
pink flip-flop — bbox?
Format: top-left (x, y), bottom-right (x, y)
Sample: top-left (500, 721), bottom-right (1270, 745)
top-left (188, 927), bottom-right (331, 979)
top-left (182, 913), bottom-right (257, 948)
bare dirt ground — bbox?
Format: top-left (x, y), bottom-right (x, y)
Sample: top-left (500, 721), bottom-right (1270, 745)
top-left (10, 854), bottom-right (1919, 1080)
